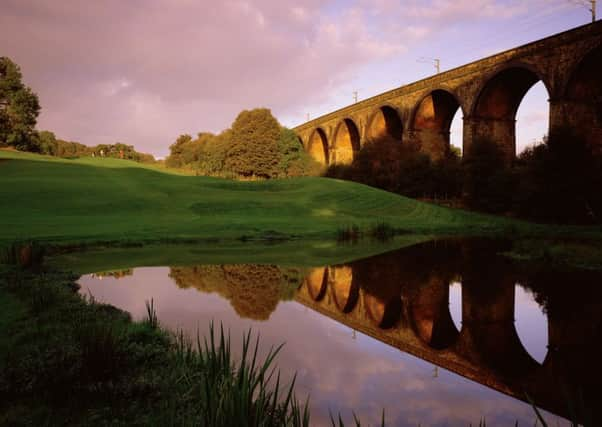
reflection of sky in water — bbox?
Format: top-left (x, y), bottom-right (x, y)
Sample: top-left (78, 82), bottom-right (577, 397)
top-left (448, 282), bottom-right (548, 364)
top-left (79, 267), bottom-right (567, 427)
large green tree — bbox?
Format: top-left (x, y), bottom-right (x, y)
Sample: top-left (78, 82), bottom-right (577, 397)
top-left (0, 57), bottom-right (40, 151)
top-left (225, 108), bottom-right (280, 178)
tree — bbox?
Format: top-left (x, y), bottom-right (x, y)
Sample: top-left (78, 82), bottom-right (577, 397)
top-left (462, 137), bottom-right (515, 213)
top-left (0, 57), bottom-right (40, 151)
top-left (277, 128), bottom-right (322, 177)
top-left (165, 134), bottom-right (193, 168)
top-left (38, 130), bottom-right (58, 155)
top-left (225, 108), bottom-right (280, 178)
top-left (198, 130), bottom-right (230, 175)
top-left (515, 127), bottom-right (602, 224)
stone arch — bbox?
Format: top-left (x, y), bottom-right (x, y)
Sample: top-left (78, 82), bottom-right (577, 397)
top-left (329, 266), bottom-right (359, 313)
top-left (470, 64), bottom-right (551, 159)
top-left (565, 43), bottom-right (602, 136)
top-left (305, 267), bottom-right (328, 301)
top-left (307, 128), bottom-right (329, 165)
top-left (565, 43), bottom-right (602, 99)
top-left (366, 105), bottom-right (403, 142)
top-left (411, 89), bottom-right (463, 160)
top-left (332, 118), bottom-right (361, 165)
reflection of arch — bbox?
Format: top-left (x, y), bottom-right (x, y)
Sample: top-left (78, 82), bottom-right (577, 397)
top-left (411, 89), bottom-right (462, 159)
top-left (332, 118), bottom-right (361, 165)
top-left (366, 105), bottom-right (403, 142)
top-left (329, 266), bottom-right (359, 313)
top-left (306, 267), bottom-right (328, 301)
top-left (470, 65), bottom-right (550, 158)
top-left (514, 284), bottom-right (548, 365)
top-left (365, 294), bottom-right (402, 329)
top-left (409, 279), bottom-right (460, 350)
top-left (307, 128), bottom-right (329, 165)
top-left (458, 279), bottom-right (541, 376)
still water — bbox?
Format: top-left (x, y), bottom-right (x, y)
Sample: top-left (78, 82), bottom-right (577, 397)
top-left (76, 239), bottom-right (601, 426)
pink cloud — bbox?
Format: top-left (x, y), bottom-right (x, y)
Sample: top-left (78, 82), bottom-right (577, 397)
top-left (0, 0), bottom-right (407, 156)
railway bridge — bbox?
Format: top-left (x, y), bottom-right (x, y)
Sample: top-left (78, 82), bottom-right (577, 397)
top-left (294, 22), bottom-right (602, 164)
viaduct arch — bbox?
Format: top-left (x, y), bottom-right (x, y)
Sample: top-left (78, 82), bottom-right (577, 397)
top-left (295, 22), bottom-right (602, 164)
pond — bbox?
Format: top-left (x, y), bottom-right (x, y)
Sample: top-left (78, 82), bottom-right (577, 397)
top-left (72, 238), bottom-right (601, 426)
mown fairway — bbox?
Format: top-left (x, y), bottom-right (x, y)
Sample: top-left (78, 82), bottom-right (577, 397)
top-left (0, 149), bottom-right (563, 246)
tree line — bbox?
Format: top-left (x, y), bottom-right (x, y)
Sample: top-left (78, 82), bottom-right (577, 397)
top-left (325, 129), bottom-right (602, 225)
top-left (1, 57), bottom-right (155, 163)
top-left (165, 108), bottom-right (321, 178)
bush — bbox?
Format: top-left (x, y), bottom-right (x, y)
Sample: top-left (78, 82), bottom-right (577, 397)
top-left (325, 135), bottom-right (462, 200)
top-left (515, 127), bottom-right (602, 224)
top-left (462, 137), bottom-right (515, 213)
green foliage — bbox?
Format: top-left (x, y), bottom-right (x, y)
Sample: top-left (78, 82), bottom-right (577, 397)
top-left (198, 130), bottom-right (231, 175)
top-left (369, 221), bottom-right (396, 242)
top-left (0, 268), bottom-right (311, 426)
top-left (0, 241), bottom-right (45, 269)
top-left (165, 111), bottom-right (321, 179)
top-left (277, 128), bottom-right (322, 178)
top-left (463, 137), bottom-right (515, 213)
top-left (327, 129), bottom-right (601, 224)
top-left (325, 136), bottom-right (463, 200)
top-left (2, 149), bottom-right (591, 247)
top-left (37, 130), bottom-right (91, 157)
top-left (0, 57), bottom-right (41, 151)
top-left (166, 134), bottom-right (194, 168)
top-left (337, 224), bottom-right (361, 243)
top-left (225, 108), bottom-right (281, 178)
top-left (514, 127), bottom-right (602, 224)
top-left (145, 298), bottom-right (159, 329)
top-left (94, 142), bottom-right (155, 162)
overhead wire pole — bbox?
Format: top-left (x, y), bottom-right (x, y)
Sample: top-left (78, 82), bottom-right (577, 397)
top-left (570, 0), bottom-right (597, 22)
top-left (418, 57), bottom-right (441, 74)
top-left (353, 91), bottom-right (358, 103)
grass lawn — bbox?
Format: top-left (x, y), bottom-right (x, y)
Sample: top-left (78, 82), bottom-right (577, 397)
top-left (2, 149), bottom-right (600, 248)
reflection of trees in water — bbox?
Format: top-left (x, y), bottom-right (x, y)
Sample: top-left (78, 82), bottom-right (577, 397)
top-left (169, 265), bottom-right (303, 321)
top-left (91, 269), bottom-right (133, 279)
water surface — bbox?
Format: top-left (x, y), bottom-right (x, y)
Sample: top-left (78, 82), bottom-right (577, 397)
top-left (76, 239), bottom-right (601, 426)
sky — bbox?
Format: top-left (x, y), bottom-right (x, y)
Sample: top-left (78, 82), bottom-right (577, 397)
top-left (0, 0), bottom-right (596, 157)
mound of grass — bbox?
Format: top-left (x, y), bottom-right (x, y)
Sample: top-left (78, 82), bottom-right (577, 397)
top-left (0, 151), bottom-right (566, 246)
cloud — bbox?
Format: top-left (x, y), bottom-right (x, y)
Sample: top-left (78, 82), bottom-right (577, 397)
top-left (0, 0), bottom-right (571, 156)
top-left (0, 0), bottom-right (408, 156)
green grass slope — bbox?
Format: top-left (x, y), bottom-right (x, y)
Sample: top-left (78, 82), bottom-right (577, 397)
top-left (1, 150), bottom-right (596, 246)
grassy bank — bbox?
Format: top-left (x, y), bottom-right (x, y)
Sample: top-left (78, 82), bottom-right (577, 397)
top-left (504, 239), bottom-right (602, 270)
top-left (44, 235), bottom-right (432, 274)
top-left (3, 150), bottom-right (600, 249)
top-left (0, 265), bottom-right (313, 426)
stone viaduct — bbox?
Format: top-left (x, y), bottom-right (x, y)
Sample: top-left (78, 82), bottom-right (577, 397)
top-left (294, 22), bottom-right (602, 164)
top-left (295, 241), bottom-right (602, 421)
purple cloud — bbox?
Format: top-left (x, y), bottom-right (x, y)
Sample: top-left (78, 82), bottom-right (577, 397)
top-left (1, 0), bottom-right (406, 156)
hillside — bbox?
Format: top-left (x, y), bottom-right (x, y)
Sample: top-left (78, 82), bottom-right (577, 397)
top-left (0, 149), bottom-right (579, 246)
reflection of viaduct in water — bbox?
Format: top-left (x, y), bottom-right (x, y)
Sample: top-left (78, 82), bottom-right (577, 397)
top-left (295, 22), bottom-right (602, 164)
top-left (297, 242), bottom-right (602, 420)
